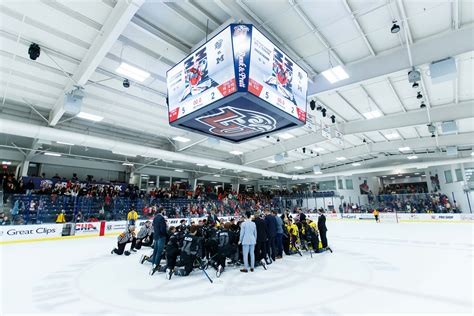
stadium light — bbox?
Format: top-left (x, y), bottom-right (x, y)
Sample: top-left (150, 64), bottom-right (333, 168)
top-left (229, 150), bottom-right (243, 155)
top-left (336, 157), bottom-right (347, 161)
top-left (399, 146), bottom-right (411, 152)
top-left (116, 62), bottom-right (150, 82)
top-left (77, 112), bottom-right (103, 122)
top-left (172, 136), bottom-right (191, 143)
top-left (385, 132), bottom-right (400, 140)
top-left (277, 133), bottom-right (294, 140)
top-left (407, 155), bottom-right (418, 160)
top-left (363, 110), bottom-right (382, 119)
top-left (44, 152), bottom-right (61, 157)
top-left (322, 66), bottom-right (349, 84)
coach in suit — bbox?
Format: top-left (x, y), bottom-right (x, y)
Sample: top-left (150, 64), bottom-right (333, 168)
top-left (239, 211), bottom-right (257, 272)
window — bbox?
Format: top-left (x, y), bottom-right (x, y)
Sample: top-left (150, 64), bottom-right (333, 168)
top-left (345, 179), bottom-right (354, 190)
top-left (318, 180), bottom-right (336, 190)
top-left (444, 170), bottom-right (453, 184)
top-left (455, 169), bottom-right (463, 182)
top-left (338, 179), bottom-right (344, 190)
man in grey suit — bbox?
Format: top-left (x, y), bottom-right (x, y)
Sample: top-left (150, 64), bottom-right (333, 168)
top-left (239, 211), bottom-right (257, 272)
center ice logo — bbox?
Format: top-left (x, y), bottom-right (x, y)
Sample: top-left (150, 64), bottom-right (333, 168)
top-left (196, 106), bottom-right (277, 137)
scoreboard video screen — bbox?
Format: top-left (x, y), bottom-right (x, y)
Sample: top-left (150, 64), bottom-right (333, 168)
top-left (167, 27), bottom-right (236, 123)
top-left (166, 24), bottom-right (308, 143)
top-left (248, 27), bottom-right (307, 123)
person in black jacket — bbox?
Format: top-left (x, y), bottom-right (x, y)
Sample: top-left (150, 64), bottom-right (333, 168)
top-left (171, 225), bottom-right (203, 279)
top-left (214, 222), bottom-right (237, 277)
top-left (253, 211), bottom-right (269, 266)
top-left (150, 208), bottom-right (168, 269)
top-left (317, 210), bottom-right (332, 253)
top-left (264, 208), bottom-right (277, 262)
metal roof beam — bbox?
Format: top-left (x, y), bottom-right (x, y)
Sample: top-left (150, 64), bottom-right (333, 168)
top-left (243, 100), bottom-right (474, 164)
top-left (274, 132), bottom-right (474, 172)
top-left (309, 25), bottom-right (474, 94)
top-left (48, 0), bottom-right (144, 126)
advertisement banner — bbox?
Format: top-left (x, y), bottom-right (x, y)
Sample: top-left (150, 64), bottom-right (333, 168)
top-left (167, 26), bottom-right (236, 123)
top-left (248, 27), bottom-right (307, 122)
top-left (74, 222), bottom-right (101, 236)
top-left (105, 221), bottom-right (127, 233)
top-left (0, 224), bottom-right (63, 242)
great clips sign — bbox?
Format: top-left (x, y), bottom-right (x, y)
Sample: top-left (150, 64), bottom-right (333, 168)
top-left (0, 224), bottom-right (63, 243)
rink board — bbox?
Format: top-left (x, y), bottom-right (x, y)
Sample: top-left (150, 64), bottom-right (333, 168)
top-left (1, 213), bottom-right (473, 244)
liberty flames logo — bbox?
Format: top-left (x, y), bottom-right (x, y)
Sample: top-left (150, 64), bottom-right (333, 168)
top-left (196, 106), bottom-right (276, 137)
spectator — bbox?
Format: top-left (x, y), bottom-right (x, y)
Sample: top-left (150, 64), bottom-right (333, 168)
top-left (55, 210), bottom-right (66, 223)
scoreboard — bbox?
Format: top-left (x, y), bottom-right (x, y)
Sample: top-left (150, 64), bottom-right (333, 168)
top-left (166, 24), bottom-right (308, 143)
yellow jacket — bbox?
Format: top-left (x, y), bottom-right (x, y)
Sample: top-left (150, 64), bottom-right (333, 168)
top-left (127, 210), bottom-right (138, 221)
top-left (309, 221), bottom-right (318, 232)
top-left (289, 223), bottom-right (298, 236)
top-left (56, 213), bottom-right (66, 223)
top-left (373, 210), bottom-right (379, 216)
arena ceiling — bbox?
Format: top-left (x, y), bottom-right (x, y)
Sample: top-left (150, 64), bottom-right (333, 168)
top-left (0, 0), bottom-right (473, 181)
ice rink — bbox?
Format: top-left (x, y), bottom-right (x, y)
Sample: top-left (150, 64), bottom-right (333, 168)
top-left (1, 221), bottom-right (473, 316)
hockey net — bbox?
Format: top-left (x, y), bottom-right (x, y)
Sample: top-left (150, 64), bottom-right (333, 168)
top-left (379, 212), bottom-right (400, 223)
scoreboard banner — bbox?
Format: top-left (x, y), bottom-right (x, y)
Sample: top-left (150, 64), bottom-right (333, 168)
top-left (166, 24), bottom-right (308, 143)
top-left (248, 27), bottom-right (307, 122)
top-left (167, 27), bottom-right (236, 123)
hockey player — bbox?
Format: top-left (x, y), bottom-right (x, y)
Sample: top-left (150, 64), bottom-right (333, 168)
top-left (163, 226), bottom-right (184, 277)
top-left (303, 219), bottom-right (320, 253)
top-left (134, 220), bottom-right (153, 250)
top-left (170, 225), bottom-right (203, 279)
top-left (214, 222), bottom-right (238, 277)
top-left (111, 225), bottom-right (136, 255)
top-left (373, 209), bottom-right (380, 223)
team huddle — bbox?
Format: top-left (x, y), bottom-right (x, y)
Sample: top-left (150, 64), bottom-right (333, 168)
top-left (111, 207), bottom-right (332, 281)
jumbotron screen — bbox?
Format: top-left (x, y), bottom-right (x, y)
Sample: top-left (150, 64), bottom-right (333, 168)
top-left (166, 24), bottom-right (308, 143)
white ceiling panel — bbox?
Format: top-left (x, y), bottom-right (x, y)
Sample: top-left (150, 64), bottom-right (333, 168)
top-left (402, 0), bottom-right (452, 41)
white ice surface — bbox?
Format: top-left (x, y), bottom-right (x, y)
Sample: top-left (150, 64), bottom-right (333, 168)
top-left (1, 221), bottom-right (473, 316)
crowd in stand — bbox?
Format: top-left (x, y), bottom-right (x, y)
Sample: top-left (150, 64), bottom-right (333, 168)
top-left (0, 171), bottom-right (464, 225)
top-left (370, 191), bottom-right (459, 213)
top-left (378, 183), bottom-right (428, 195)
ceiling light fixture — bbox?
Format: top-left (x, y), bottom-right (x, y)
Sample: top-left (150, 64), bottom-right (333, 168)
top-left (336, 157), bottom-right (347, 161)
top-left (116, 62), bottom-right (150, 82)
top-left (44, 152), bottom-right (61, 157)
top-left (172, 136), bottom-right (191, 143)
top-left (174, 169), bottom-right (184, 172)
top-left (309, 100), bottom-right (316, 111)
top-left (122, 162), bottom-right (134, 166)
top-left (294, 166), bottom-right (304, 170)
top-left (407, 155), bottom-right (418, 160)
top-left (56, 141), bottom-right (74, 146)
top-left (2, 161), bottom-right (12, 165)
top-left (420, 102), bottom-right (426, 108)
top-left (363, 110), bottom-right (382, 119)
top-left (268, 159), bottom-right (277, 163)
top-left (330, 115), bottom-right (336, 123)
top-left (417, 92), bottom-right (423, 99)
top-left (278, 133), bottom-right (294, 140)
top-left (322, 65), bottom-right (349, 84)
top-left (352, 162), bottom-right (361, 166)
top-left (384, 132), bottom-right (400, 140)
top-left (77, 112), bottom-right (104, 122)
top-left (229, 150), bottom-right (243, 155)
top-left (208, 165), bottom-right (222, 169)
top-left (398, 146), bottom-right (411, 152)
top-left (412, 82), bottom-right (419, 89)
top-left (196, 163), bottom-right (206, 166)
top-left (391, 21), bottom-right (400, 34)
